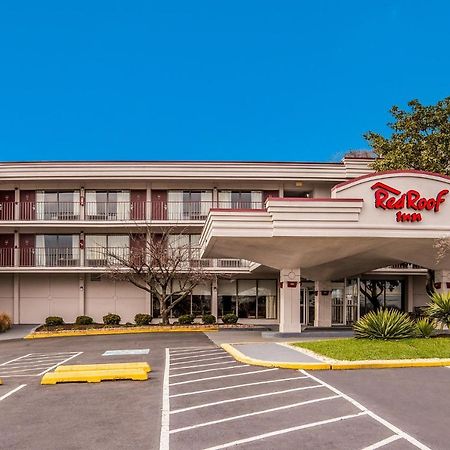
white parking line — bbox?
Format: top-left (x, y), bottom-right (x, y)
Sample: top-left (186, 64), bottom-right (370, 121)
top-left (170, 346), bottom-right (217, 352)
top-left (169, 365), bottom-right (246, 378)
top-left (37, 352), bottom-right (83, 376)
top-left (170, 351), bottom-right (224, 362)
top-left (170, 356), bottom-right (232, 366)
top-left (300, 370), bottom-right (430, 450)
top-left (169, 375), bottom-right (310, 398)
top-left (170, 384), bottom-right (325, 414)
top-left (160, 348), bottom-right (170, 450)
top-left (170, 361), bottom-right (237, 371)
top-left (170, 395), bottom-right (341, 434)
top-left (0, 384), bottom-right (27, 402)
top-left (0, 354), bottom-right (32, 366)
top-left (202, 411), bottom-right (368, 450)
top-left (169, 368), bottom-right (278, 386)
top-left (170, 348), bottom-right (218, 356)
top-left (0, 352), bottom-right (83, 377)
top-left (361, 434), bottom-right (403, 450)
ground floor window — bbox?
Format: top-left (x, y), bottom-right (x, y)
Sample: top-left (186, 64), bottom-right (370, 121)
top-left (359, 279), bottom-right (404, 316)
top-left (218, 279), bottom-right (277, 319)
top-left (151, 281), bottom-right (212, 318)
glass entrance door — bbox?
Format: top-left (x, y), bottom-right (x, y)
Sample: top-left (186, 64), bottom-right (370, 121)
top-left (300, 287), bottom-right (315, 326)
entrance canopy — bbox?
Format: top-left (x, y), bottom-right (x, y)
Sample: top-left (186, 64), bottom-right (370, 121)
top-left (200, 170), bottom-right (450, 280)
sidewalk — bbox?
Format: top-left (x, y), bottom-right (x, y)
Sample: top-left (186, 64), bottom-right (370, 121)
top-left (0, 325), bottom-right (37, 342)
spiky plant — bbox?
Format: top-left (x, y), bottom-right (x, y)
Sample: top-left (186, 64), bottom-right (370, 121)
top-left (353, 309), bottom-right (416, 340)
top-left (415, 318), bottom-right (435, 338)
top-left (0, 312), bottom-right (12, 332)
top-left (426, 291), bottom-right (450, 330)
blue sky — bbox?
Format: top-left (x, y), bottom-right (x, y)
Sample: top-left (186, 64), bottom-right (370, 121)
top-left (0, 1), bottom-right (449, 162)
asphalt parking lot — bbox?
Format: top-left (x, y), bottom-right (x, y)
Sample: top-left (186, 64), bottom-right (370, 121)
top-left (1, 332), bottom-right (450, 449)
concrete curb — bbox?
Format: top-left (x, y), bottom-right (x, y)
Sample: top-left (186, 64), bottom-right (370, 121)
top-left (331, 359), bottom-right (450, 370)
top-left (25, 325), bottom-right (219, 339)
top-left (220, 343), bottom-right (331, 370)
top-left (221, 343), bottom-right (450, 371)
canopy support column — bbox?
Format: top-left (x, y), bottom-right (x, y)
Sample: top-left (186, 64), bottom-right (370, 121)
top-left (314, 281), bottom-right (333, 327)
top-left (279, 269), bottom-right (301, 333)
top-left (435, 270), bottom-right (450, 293)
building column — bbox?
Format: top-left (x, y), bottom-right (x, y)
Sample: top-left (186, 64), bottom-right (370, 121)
top-left (146, 187), bottom-right (152, 221)
top-left (211, 276), bottom-right (218, 318)
top-left (13, 273), bottom-right (19, 324)
top-left (78, 274), bottom-right (85, 316)
top-left (435, 270), bottom-right (450, 293)
top-left (407, 276), bottom-right (414, 312)
top-left (279, 268), bottom-right (301, 333)
top-left (314, 281), bottom-right (332, 327)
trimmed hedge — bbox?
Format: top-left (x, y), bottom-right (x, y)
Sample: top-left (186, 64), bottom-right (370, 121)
top-left (103, 313), bottom-right (121, 325)
top-left (45, 316), bottom-right (64, 326)
top-left (135, 313), bottom-right (152, 326)
top-left (202, 314), bottom-right (216, 325)
top-left (75, 315), bottom-right (94, 325)
top-left (222, 313), bottom-right (238, 324)
top-left (178, 314), bottom-right (195, 325)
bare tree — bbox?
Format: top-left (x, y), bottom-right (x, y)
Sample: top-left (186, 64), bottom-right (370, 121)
top-left (103, 227), bottom-right (214, 325)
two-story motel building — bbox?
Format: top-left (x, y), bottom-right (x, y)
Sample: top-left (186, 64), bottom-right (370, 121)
top-left (1, 157), bottom-right (449, 332)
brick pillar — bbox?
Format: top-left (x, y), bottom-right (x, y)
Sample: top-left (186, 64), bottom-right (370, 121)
top-left (314, 281), bottom-right (333, 327)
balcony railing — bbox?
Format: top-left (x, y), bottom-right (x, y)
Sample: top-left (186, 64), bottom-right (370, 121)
top-left (19, 248), bottom-right (80, 267)
top-left (0, 200), bottom-right (266, 221)
top-left (0, 202), bottom-right (14, 220)
top-left (19, 202), bottom-right (81, 220)
top-left (0, 246), bottom-right (252, 270)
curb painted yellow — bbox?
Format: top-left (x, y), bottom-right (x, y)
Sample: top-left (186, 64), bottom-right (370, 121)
top-left (222, 343), bottom-right (450, 371)
top-left (25, 325), bottom-right (219, 339)
top-left (41, 368), bottom-right (148, 384)
top-left (331, 359), bottom-right (450, 370)
top-left (55, 362), bottom-right (151, 373)
top-left (220, 344), bottom-right (331, 370)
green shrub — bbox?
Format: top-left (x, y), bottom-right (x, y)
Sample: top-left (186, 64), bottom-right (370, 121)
top-left (135, 313), bottom-right (152, 326)
top-left (103, 313), bottom-right (121, 325)
top-left (0, 312), bottom-right (12, 332)
top-left (415, 318), bottom-right (435, 338)
top-left (178, 314), bottom-right (195, 325)
top-left (353, 309), bottom-right (416, 340)
top-left (75, 315), bottom-right (93, 325)
top-left (45, 316), bottom-right (64, 327)
top-left (426, 291), bottom-right (450, 329)
top-left (202, 314), bottom-right (216, 325)
top-left (222, 313), bottom-right (238, 325)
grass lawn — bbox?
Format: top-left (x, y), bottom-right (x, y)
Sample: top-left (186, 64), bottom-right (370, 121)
top-left (293, 337), bottom-right (450, 360)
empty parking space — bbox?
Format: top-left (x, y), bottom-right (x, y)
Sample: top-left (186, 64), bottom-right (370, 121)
top-left (162, 347), bottom-right (430, 450)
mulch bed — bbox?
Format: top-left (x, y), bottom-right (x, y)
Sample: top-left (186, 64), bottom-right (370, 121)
top-left (35, 323), bottom-right (261, 332)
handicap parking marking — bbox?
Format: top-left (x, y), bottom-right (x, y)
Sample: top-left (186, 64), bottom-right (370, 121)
top-left (102, 349), bottom-right (150, 356)
top-left (0, 352), bottom-right (82, 378)
top-left (160, 347), bottom-right (432, 450)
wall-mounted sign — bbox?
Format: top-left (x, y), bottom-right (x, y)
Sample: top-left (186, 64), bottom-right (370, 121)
top-left (371, 182), bottom-right (448, 223)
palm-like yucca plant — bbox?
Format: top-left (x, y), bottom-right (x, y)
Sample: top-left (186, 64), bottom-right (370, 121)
top-left (426, 291), bottom-right (450, 329)
top-left (415, 318), bottom-right (435, 338)
top-left (353, 309), bottom-right (416, 340)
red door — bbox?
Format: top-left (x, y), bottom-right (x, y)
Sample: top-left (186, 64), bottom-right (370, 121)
top-left (151, 190), bottom-right (167, 220)
top-left (0, 191), bottom-right (15, 220)
top-left (0, 234), bottom-right (14, 266)
top-left (131, 190), bottom-right (146, 220)
top-left (19, 234), bottom-right (35, 266)
top-left (263, 190), bottom-right (279, 205)
top-left (130, 233), bottom-right (146, 266)
top-left (20, 190), bottom-right (36, 220)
